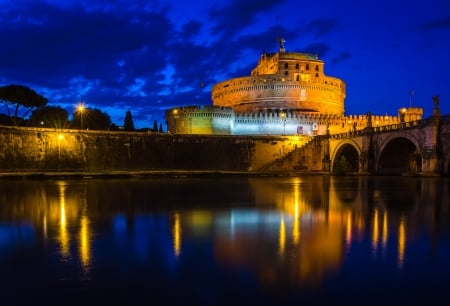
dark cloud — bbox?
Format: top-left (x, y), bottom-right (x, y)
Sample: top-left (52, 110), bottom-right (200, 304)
top-left (420, 15), bottom-right (450, 30)
top-left (0, 0), bottom-right (177, 126)
top-left (208, 0), bottom-right (286, 38)
top-left (180, 20), bottom-right (202, 39)
top-left (304, 19), bottom-right (339, 37)
top-left (302, 43), bottom-right (331, 58)
top-left (331, 51), bottom-right (351, 66)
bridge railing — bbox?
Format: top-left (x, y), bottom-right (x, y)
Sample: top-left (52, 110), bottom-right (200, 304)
top-left (372, 119), bottom-right (424, 132)
top-left (327, 119), bottom-right (429, 140)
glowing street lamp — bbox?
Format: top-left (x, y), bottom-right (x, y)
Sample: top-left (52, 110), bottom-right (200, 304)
top-left (173, 108), bottom-right (179, 134)
top-left (76, 102), bottom-right (86, 130)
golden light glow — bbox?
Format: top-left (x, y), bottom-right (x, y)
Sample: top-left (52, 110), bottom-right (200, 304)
top-left (345, 212), bottom-right (352, 249)
top-left (79, 215), bottom-right (92, 270)
top-left (398, 217), bottom-right (406, 269)
top-left (76, 102), bottom-right (86, 113)
top-left (58, 182), bottom-right (70, 259)
top-left (58, 134), bottom-right (64, 141)
top-left (372, 209), bottom-right (379, 253)
top-left (278, 215), bottom-right (286, 256)
top-left (173, 212), bottom-right (181, 257)
top-left (292, 179), bottom-right (301, 245)
top-left (382, 211), bottom-right (388, 250)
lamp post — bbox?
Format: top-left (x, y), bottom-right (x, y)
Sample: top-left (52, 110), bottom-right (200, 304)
top-left (173, 109), bottom-right (179, 134)
top-left (76, 102), bottom-right (86, 130)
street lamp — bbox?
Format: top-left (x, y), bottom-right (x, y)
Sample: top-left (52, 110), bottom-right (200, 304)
top-left (76, 102), bottom-right (86, 130)
top-left (173, 109), bottom-right (179, 134)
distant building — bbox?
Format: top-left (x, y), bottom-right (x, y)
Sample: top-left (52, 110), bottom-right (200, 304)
top-left (166, 41), bottom-right (422, 135)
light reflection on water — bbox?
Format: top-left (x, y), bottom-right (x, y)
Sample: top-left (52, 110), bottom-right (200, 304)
top-left (0, 176), bottom-right (449, 305)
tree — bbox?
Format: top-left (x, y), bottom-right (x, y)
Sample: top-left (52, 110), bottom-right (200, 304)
top-left (28, 106), bottom-right (69, 128)
top-left (152, 120), bottom-right (158, 132)
top-left (0, 84), bottom-right (48, 126)
top-left (124, 110), bottom-right (135, 131)
top-left (159, 123), bottom-right (163, 133)
top-left (71, 107), bottom-right (111, 130)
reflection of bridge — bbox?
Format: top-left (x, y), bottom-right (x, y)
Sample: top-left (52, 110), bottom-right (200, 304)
top-left (265, 108), bottom-right (450, 175)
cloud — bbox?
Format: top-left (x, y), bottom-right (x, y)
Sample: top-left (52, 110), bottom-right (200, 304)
top-left (331, 51), bottom-right (351, 66)
top-left (302, 43), bottom-right (331, 57)
top-left (420, 15), bottom-right (450, 30)
top-left (304, 19), bottom-right (339, 37)
top-left (208, 0), bottom-right (286, 38)
top-left (0, 1), bottom-right (177, 124)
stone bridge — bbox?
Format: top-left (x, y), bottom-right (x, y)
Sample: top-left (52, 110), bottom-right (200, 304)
top-left (268, 112), bottom-right (450, 176)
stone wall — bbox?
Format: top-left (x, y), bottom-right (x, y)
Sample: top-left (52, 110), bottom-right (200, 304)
top-left (0, 125), bottom-right (298, 173)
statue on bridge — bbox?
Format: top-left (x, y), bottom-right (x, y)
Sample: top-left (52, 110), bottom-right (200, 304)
top-left (432, 96), bottom-right (440, 115)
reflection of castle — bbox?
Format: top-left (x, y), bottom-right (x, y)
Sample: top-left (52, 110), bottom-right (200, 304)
top-left (166, 40), bottom-right (423, 135)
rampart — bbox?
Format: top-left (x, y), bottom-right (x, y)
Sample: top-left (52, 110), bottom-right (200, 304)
top-left (0, 125), bottom-right (302, 173)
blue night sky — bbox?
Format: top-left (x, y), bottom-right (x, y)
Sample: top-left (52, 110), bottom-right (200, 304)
top-left (1, 0), bottom-right (449, 129)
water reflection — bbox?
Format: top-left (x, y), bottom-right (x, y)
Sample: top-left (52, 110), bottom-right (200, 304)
top-left (0, 176), bottom-right (449, 299)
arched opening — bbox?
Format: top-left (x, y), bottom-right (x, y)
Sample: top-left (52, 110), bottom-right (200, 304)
top-left (377, 137), bottom-right (421, 175)
top-left (332, 144), bottom-right (359, 174)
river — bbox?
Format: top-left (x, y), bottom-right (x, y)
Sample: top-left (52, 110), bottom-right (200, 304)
top-left (1, 175), bottom-right (449, 305)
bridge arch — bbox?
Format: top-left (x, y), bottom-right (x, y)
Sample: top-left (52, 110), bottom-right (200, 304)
top-left (376, 135), bottom-right (421, 175)
top-left (331, 140), bottom-right (361, 173)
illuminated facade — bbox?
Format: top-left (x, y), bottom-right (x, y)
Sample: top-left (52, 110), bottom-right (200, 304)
top-left (166, 40), bottom-right (422, 135)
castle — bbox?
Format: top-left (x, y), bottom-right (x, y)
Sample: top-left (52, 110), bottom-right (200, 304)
top-left (166, 40), bottom-right (423, 136)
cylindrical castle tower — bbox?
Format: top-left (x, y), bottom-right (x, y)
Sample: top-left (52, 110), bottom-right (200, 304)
top-left (211, 42), bottom-right (346, 115)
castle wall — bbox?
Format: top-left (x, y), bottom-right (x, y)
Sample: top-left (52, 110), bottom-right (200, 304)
top-left (212, 77), bottom-right (345, 114)
top-left (0, 125), bottom-right (301, 173)
top-left (166, 105), bottom-right (402, 136)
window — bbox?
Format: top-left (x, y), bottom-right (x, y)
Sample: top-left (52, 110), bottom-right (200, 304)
top-left (295, 63), bottom-right (299, 69)
top-left (315, 65), bottom-right (319, 71)
top-left (306, 64), bottom-right (309, 70)
top-left (284, 63), bottom-right (288, 69)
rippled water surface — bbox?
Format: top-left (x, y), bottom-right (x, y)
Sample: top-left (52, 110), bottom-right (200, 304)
top-left (1, 176), bottom-right (449, 305)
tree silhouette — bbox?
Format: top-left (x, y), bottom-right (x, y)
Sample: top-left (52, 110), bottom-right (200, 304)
top-left (152, 120), bottom-right (158, 132)
top-left (159, 123), bottom-right (163, 133)
top-left (71, 107), bottom-right (111, 130)
top-left (28, 106), bottom-right (69, 128)
top-left (0, 84), bottom-right (48, 126)
top-left (124, 110), bottom-right (135, 131)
